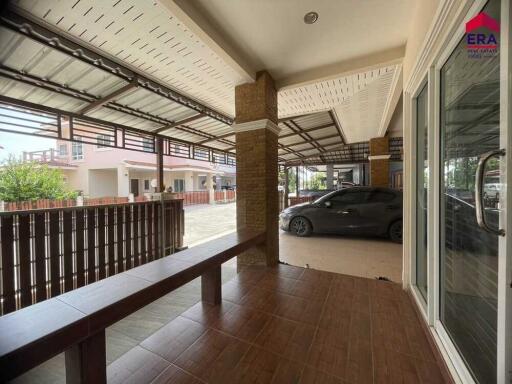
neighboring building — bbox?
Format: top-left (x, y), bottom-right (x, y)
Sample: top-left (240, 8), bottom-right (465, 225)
top-left (23, 136), bottom-right (236, 199)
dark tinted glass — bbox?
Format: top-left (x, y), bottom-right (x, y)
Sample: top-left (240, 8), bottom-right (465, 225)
top-left (368, 191), bottom-right (395, 203)
top-left (330, 191), bottom-right (370, 204)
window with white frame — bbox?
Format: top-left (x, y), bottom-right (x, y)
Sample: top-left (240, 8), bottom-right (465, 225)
top-left (58, 144), bottom-right (67, 156)
top-left (71, 137), bottom-right (83, 160)
top-left (174, 179), bottom-right (184, 192)
top-left (144, 179), bottom-right (150, 191)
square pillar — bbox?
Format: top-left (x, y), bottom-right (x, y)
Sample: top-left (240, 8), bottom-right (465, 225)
top-left (325, 164), bottom-right (334, 189)
top-left (235, 71), bottom-right (279, 268)
top-left (369, 137), bottom-right (390, 187)
top-left (206, 173), bottom-right (215, 204)
top-left (184, 171), bottom-right (194, 192)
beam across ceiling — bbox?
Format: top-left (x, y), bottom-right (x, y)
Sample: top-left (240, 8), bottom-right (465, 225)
top-left (78, 78), bottom-right (139, 115)
top-left (153, 114), bottom-right (205, 133)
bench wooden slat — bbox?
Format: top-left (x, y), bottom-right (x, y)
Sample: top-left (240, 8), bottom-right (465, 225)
top-left (49, 211), bottom-right (60, 297)
top-left (34, 212), bottom-right (47, 301)
top-left (133, 204), bottom-right (139, 268)
top-left (116, 206), bottom-right (124, 273)
top-left (87, 209), bottom-right (96, 284)
top-left (0, 229), bottom-right (265, 382)
top-left (107, 208), bottom-right (115, 277)
top-left (97, 208), bottom-right (106, 280)
top-left (125, 206), bottom-right (133, 270)
top-left (75, 210), bottom-right (85, 288)
top-left (140, 204), bottom-right (147, 265)
top-left (63, 211), bottom-right (73, 293)
top-left (0, 299), bottom-right (88, 381)
top-left (1, 216), bottom-right (16, 314)
top-left (18, 214), bottom-right (32, 308)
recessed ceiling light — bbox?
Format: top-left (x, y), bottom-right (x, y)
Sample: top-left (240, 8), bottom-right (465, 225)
top-left (304, 11), bottom-right (319, 24)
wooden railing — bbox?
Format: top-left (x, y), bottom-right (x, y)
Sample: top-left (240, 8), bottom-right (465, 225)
top-left (172, 190), bottom-right (210, 205)
top-left (0, 229), bottom-right (265, 383)
top-left (1, 196), bottom-right (146, 212)
top-left (214, 189), bottom-right (236, 203)
top-left (289, 196), bottom-right (315, 206)
top-left (0, 199), bottom-right (184, 316)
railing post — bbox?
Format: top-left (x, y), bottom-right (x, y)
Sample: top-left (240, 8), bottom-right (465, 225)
top-left (201, 265), bottom-right (221, 305)
top-left (65, 330), bottom-right (106, 384)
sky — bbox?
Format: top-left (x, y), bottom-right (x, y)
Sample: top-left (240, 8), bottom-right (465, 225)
top-left (0, 131), bottom-right (57, 162)
top-left (0, 107), bottom-right (58, 162)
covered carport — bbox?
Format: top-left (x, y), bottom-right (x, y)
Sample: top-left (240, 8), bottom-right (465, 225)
top-left (278, 136), bottom-right (404, 282)
top-left (0, 4), bottom-right (404, 283)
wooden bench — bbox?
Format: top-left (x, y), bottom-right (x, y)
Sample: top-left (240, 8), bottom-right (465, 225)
top-left (0, 229), bottom-right (265, 383)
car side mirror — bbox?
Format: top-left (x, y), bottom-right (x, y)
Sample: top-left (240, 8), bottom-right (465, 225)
top-left (324, 201), bottom-right (332, 208)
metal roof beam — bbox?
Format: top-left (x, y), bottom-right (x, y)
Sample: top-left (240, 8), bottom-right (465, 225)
top-left (0, 64), bottom-right (234, 147)
top-left (329, 110), bottom-right (346, 144)
top-left (0, 94), bottom-right (235, 162)
top-left (153, 114), bottom-right (205, 133)
top-left (279, 122), bottom-right (335, 139)
top-left (78, 78), bottom-right (139, 115)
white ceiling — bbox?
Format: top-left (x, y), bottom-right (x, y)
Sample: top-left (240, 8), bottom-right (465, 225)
top-left (174, 0), bottom-right (415, 83)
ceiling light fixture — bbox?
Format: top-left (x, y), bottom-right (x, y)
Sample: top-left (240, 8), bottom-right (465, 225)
top-left (304, 11), bottom-right (319, 24)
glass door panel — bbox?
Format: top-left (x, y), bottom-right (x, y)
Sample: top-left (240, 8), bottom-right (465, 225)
top-left (416, 83), bottom-right (429, 301)
top-left (439, 1), bottom-right (500, 383)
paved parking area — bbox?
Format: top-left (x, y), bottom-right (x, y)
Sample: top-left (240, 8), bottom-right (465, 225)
top-left (183, 203), bottom-right (236, 246)
top-left (280, 231), bottom-right (402, 282)
top-left (183, 202), bottom-right (402, 282)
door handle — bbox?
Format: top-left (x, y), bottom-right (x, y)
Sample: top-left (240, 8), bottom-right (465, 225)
top-left (339, 209), bottom-right (353, 215)
top-left (475, 149), bottom-right (505, 236)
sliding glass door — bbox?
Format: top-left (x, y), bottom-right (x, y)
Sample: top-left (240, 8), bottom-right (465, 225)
top-left (416, 83), bottom-right (429, 302)
top-left (439, 1), bottom-right (502, 383)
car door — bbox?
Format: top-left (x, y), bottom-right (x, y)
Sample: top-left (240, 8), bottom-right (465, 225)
top-left (319, 190), bottom-right (371, 234)
top-left (361, 190), bottom-right (401, 234)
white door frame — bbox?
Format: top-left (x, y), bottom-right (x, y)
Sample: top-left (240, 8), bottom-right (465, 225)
top-left (431, 0), bottom-right (510, 382)
top-left (406, 0), bottom-right (510, 382)
top-left (497, 0), bottom-right (511, 382)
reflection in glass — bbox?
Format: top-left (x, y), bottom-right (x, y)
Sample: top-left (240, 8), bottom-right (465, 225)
top-left (439, 1), bottom-right (500, 383)
top-left (416, 83), bottom-right (428, 301)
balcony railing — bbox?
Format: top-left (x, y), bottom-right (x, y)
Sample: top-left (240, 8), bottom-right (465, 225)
top-left (0, 199), bottom-right (184, 316)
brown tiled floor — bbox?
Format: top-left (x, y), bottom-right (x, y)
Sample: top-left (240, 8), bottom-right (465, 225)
top-left (109, 264), bottom-right (448, 384)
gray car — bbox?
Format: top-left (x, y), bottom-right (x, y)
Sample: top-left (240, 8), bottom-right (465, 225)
top-left (279, 187), bottom-right (403, 243)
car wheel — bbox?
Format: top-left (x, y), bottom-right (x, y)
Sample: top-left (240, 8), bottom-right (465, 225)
top-left (388, 220), bottom-right (402, 243)
top-left (290, 216), bottom-right (312, 237)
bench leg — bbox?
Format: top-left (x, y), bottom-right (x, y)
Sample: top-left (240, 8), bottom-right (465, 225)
top-left (65, 330), bottom-right (106, 384)
top-left (201, 265), bottom-right (221, 305)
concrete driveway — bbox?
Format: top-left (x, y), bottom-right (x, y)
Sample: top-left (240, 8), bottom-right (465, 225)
top-left (183, 203), bottom-right (236, 247)
top-left (182, 202), bottom-right (402, 282)
top-left (279, 231), bottom-right (402, 282)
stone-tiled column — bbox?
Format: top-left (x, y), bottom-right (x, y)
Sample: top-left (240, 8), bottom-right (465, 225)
top-left (234, 71), bottom-right (279, 268)
top-left (369, 137), bottom-right (390, 187)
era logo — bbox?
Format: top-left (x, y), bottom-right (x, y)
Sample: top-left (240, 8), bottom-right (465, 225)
top-left (465, 12), bottom-right (499, 56)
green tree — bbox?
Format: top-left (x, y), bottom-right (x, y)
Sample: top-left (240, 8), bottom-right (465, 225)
top-left (0, 156), bottom-right (77, 202)
top-left (278, 168), bottom-right (297, 192)
top-left (309, 172), bottom-right (326, 190)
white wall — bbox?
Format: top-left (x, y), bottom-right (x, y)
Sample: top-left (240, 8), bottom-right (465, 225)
top-left (402, 0), bottom-right (441, 86)
top-left (88, 169), bottom-right (118, 198)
